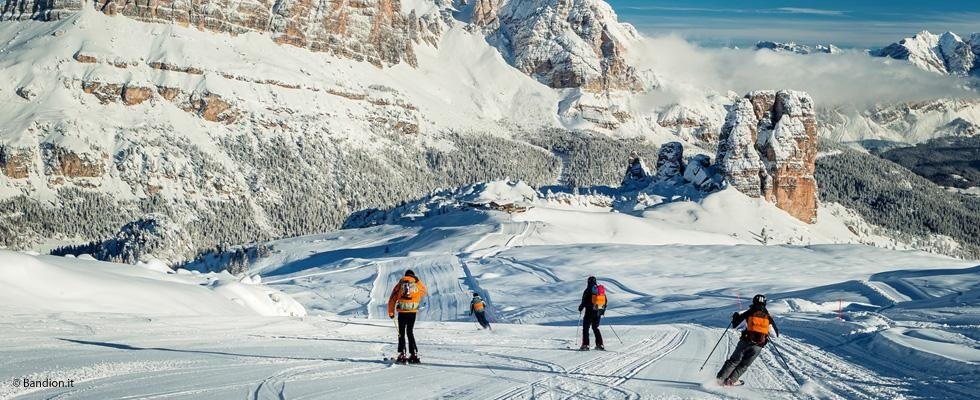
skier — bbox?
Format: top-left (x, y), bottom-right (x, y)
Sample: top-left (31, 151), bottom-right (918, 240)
top-left (388, 269), bottom-right (427, 364)
top-left (716, 294), bottom-right (780, 386)
top-left (469, 292), bottom-right (491, 329)
top-left (577, 276), bottom-right (607, 351)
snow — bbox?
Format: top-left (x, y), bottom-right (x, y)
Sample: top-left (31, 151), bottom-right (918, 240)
top-left (459, 180), bottom-right (537, 206)
top-left (0, 250), bottom-right (305, 317)
top-left (0, 8), bottom-right (563, 203)
top-left (2, 186), bottom-right (978, 398)
top-left (1, 3), bottom-right (980, 398)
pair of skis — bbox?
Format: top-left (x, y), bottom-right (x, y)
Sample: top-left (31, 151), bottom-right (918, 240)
top-left (382, 354), bottom-right (421, 365)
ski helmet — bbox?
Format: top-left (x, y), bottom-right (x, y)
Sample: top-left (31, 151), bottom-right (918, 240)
top-left (473, 292), bottom-right (479, 297)
top-left (752, 294), bottom-right (767, 306)
top-left (405, 269), bottom-right (416, 277)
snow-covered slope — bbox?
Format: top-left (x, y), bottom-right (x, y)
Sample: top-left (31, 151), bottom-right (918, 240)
top-left (2, 182), bottom-right (976, 399)
top-left (0, 250), bottom-right (306, 316)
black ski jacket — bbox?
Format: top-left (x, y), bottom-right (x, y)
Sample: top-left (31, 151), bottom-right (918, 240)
top-left (732, 305), bottom-right (779, 337)
top-left (578, 283), bottom-right (605, 312)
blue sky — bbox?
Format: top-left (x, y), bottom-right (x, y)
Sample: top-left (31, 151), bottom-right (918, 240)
top-left (607, 0), bottom-right (980, 48)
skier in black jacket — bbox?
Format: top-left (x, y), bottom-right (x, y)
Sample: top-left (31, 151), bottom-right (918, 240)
top-left (717, 294), bottom-right (780, 386)
top-left (577, 276), bottom-right (605, 351)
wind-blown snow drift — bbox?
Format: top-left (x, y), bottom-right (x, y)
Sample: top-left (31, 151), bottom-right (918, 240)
top-left (0, 250), bottom-right (305, 317)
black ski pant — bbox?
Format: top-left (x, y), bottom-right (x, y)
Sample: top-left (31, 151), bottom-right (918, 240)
top-left (582, 311), bottom-right (603, 347)
top-left (717, 337), bottom-right (763, 382)
top-left (475, 311), bottom-right (491, 329)
top-left (397, 312), bottom-right (418, 354)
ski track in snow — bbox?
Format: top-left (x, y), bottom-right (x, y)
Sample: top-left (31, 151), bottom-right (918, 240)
top-left (496, 257), bottom-right (562, 284)
top-left (491, 328), bottom-right (686, 400)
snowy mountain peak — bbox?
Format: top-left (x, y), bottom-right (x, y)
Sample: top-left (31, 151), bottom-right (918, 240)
top-left (938, 31), bottom-right (976, 76)
top-left (481, 0), bottom-right (643, 92)
top-left (872, 30), bottom-right (980, 76)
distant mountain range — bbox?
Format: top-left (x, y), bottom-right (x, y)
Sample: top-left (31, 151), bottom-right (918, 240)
top-left (756, 30), bottom-right (980, 78)
top-left (754, 41), bottom-right (841, 55)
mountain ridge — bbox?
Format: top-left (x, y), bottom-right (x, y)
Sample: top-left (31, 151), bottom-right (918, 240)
top-left (0, 0), bottom-right (978, 260)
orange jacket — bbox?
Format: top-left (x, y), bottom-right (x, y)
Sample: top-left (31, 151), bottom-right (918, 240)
top-left (388, 275), bottom-right (427, 316)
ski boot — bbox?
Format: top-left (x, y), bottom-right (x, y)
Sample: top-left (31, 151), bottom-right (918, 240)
top-left (578, 345), bottom-right (590, 351)
top-left (594, 345), bottom-right (606, 351)
top-left (395, 353), bottom-right (408, 365)
top-left (408, 353), bottom-right (421, 364)
top-left (722, 378), bottom-right (744, 387)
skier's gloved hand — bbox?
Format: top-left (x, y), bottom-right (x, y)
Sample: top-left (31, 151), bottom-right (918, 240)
top-left (578, 305), bottom-right (584, 312)
top-left (730, 312), bottom-right (740, 327)
top-left (389, 313), bottom-right (395, 319)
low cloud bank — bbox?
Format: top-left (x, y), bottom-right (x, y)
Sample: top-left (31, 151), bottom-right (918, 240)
top-left (633, 35), bottom-right (976, 107)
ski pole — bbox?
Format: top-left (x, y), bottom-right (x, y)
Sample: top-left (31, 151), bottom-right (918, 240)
top-left (768, 339), bottom-right (805, 386)
top-left (699, 326), bottom-right (731, 371)
top-left (607, 323), bottom-right (624, 345)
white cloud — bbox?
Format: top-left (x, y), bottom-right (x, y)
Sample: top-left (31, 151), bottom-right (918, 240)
top-left (774, 7), bottom-right (846, 17)
top-left (630, 35), bottom-right (977, 107)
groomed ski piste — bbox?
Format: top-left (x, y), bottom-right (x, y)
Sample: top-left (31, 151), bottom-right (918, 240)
top-left (1, 182), bottom-right (978, 399)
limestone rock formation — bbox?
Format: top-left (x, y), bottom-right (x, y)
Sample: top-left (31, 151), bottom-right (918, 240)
top-left (43, 144), bottom-right (106, 178)
top-left (716, 98), bottom-right (766, 197)
top-left (0, 146), bottom-right (33, 179)
top-left (121, 86), bottom-right (153, 105)
top-left (717, 90), bottom-right (818, 223)
top-left (484, 0), bottom-right (642, 92)
top-left (3, 0), bottom-right (424, 67)
top-left (471, 0), bottom-right (501, 27)
top-left (654, 142), bottom-right (684, 181)
top-left (683, 154), bottom-right (722, 191)
top-left (621, 151), bottom-right (652, 188)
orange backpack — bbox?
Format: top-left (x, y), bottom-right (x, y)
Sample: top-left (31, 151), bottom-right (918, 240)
top-left (592, 284), bottom-right (607, 312)
top-left (745, 310), bottom-right (771, 344)
top-left (396, 277), bottom-right (422, 312)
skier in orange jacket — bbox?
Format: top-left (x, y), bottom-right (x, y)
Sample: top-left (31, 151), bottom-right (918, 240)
top-left (717, 294), bottom-right (780, 386)
top-left (388, 269), bottom-right (427, 364)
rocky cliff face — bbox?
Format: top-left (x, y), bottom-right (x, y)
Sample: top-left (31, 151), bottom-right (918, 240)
top-left (717, 90), bottom-right (818, 223)
top-left (654, 141), bottom-right (684, 181)
top-left (470, 0), bottom-right (501, 27)
top-left (716, 98), bottom-right (765, 197)
top-left (0, 146), bottom-right (33, 179)
top-left (478, 0), bottom-right (642, 92)
top-left (872, 31), bottom-right (979, 77)
top-left (2, 0), bottom-right (424, 67)
top-left (620, 151), bottom-right (652, 188)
